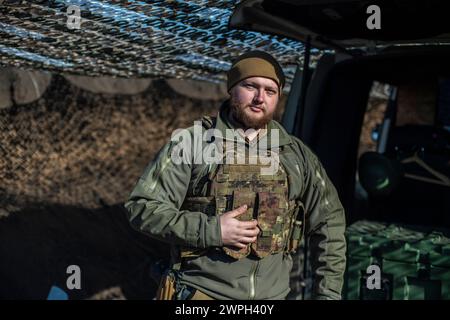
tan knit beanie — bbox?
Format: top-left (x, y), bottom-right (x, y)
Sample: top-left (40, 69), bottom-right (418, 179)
top-left (227, 51), bottom-right (285, 92)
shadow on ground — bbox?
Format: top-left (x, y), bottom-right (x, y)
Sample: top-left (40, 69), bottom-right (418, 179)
top-left (0, 203), bottom-right (168, 300)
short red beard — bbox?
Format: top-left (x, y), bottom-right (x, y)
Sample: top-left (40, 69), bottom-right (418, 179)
top-left (230, 99), bottom-right (274, 130)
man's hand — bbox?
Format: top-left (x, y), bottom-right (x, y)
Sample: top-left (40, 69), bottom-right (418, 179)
top-left (220, 205), bottom-right (260, 249)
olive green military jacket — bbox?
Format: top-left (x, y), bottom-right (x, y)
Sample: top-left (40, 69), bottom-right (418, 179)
top-left (125, 102), bottom-right (346, 300)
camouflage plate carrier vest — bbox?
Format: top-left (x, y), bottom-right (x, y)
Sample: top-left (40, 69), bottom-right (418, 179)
top-left (180, 120), bottom-right (304, 260)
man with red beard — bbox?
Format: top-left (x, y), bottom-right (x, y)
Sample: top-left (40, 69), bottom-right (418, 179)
top-left (125, 51), bottom-right (346, 300)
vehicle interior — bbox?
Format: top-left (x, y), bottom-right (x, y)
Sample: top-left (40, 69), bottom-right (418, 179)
top-left (296, 48), bottom-right (450, 229)
top-left (230, 1), bottom-right (450, 225)
top-left (230, 0), bottom-right (450, 299)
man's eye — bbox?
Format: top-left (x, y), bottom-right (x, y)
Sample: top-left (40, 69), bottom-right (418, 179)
top-left (266, 90), bottom-right (276, 95)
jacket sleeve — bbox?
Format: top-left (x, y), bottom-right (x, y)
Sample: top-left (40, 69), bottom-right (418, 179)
top-left (296, 140), bottom-right (347, 300)
top-left (124, 137), bottom-right (223, 249)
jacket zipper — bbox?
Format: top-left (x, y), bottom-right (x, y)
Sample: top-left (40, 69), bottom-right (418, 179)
top-left (249, 261), bottom-right (258, 299)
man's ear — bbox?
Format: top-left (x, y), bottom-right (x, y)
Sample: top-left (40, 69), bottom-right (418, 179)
top-left (278, 85), bottom-right (283, 97)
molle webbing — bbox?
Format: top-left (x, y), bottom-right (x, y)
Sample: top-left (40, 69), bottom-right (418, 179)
top-left (181, 148), bottom-right (304, 260)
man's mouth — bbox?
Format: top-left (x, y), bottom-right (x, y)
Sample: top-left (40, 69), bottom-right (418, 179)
top-left (248, 106), bottom-right (264, 113)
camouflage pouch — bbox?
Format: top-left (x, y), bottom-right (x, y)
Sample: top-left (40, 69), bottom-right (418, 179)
top-left (287, 221), bottom-right (303, 253)
top-left (286, 202), bottom-right (305, 253)
top-left (223, 190), bottom-right (255, 259)
top-left (252, 191), bottom-right (288, 258)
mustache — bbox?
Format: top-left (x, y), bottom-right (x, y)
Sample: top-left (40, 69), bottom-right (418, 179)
top-left (245, 104), bottom-right (266, 112)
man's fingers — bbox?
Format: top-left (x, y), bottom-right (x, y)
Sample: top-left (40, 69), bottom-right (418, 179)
top-left (228, 205), bottom-right (248, 218)
top-left (240, 228), bottom-right (260, 237)
top-left (239, 236), bottom-right (258, 244)
top-left (231, 236), bottom-right (256, 248)
top-left (239, 219), bottom-right (259, 229)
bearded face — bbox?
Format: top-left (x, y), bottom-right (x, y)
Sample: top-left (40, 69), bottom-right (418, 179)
top-left (229, 77), bottom-right (280, 130)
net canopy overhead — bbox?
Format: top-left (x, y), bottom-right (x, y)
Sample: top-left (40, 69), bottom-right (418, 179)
top-left (0, 0), bottom-right (324, 87)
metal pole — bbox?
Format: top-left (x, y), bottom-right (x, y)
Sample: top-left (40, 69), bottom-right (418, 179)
top-left (300, 36), bottom-right (311, 300)
top-left (282, 63), bottom-right (304, 133)
top-left (293, 36), bottom-right (311, 138)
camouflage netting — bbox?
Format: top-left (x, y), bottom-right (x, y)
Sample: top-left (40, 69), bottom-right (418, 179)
top-left (0, 0), bottom-right (324, 89)
top-left (0, 73), bottom-right (286, 212)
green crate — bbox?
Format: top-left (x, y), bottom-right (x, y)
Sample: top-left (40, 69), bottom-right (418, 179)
top-left (382, 260), bottom-right (423, 300)
top-left (344, 255), bottom-right (374, 300)
top-left (344, 220), bottom-right (450, 300)
top-left (404, 277), bottom-right (442, 300)
top-left (381, 243), bottom-right (421, 263)
top-left (430, 244), bottom-right (450, 268)
top-left (347, 235), bottom-right (391, 258)
top-left (430, 266), bottom-right (450, 299)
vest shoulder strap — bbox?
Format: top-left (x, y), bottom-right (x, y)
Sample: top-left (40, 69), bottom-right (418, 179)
top-left (201, 115), bottom-right (217, 130)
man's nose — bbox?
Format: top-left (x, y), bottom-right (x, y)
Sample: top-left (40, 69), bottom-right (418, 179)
top-left (253, 89), bottom-right (264, 104)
